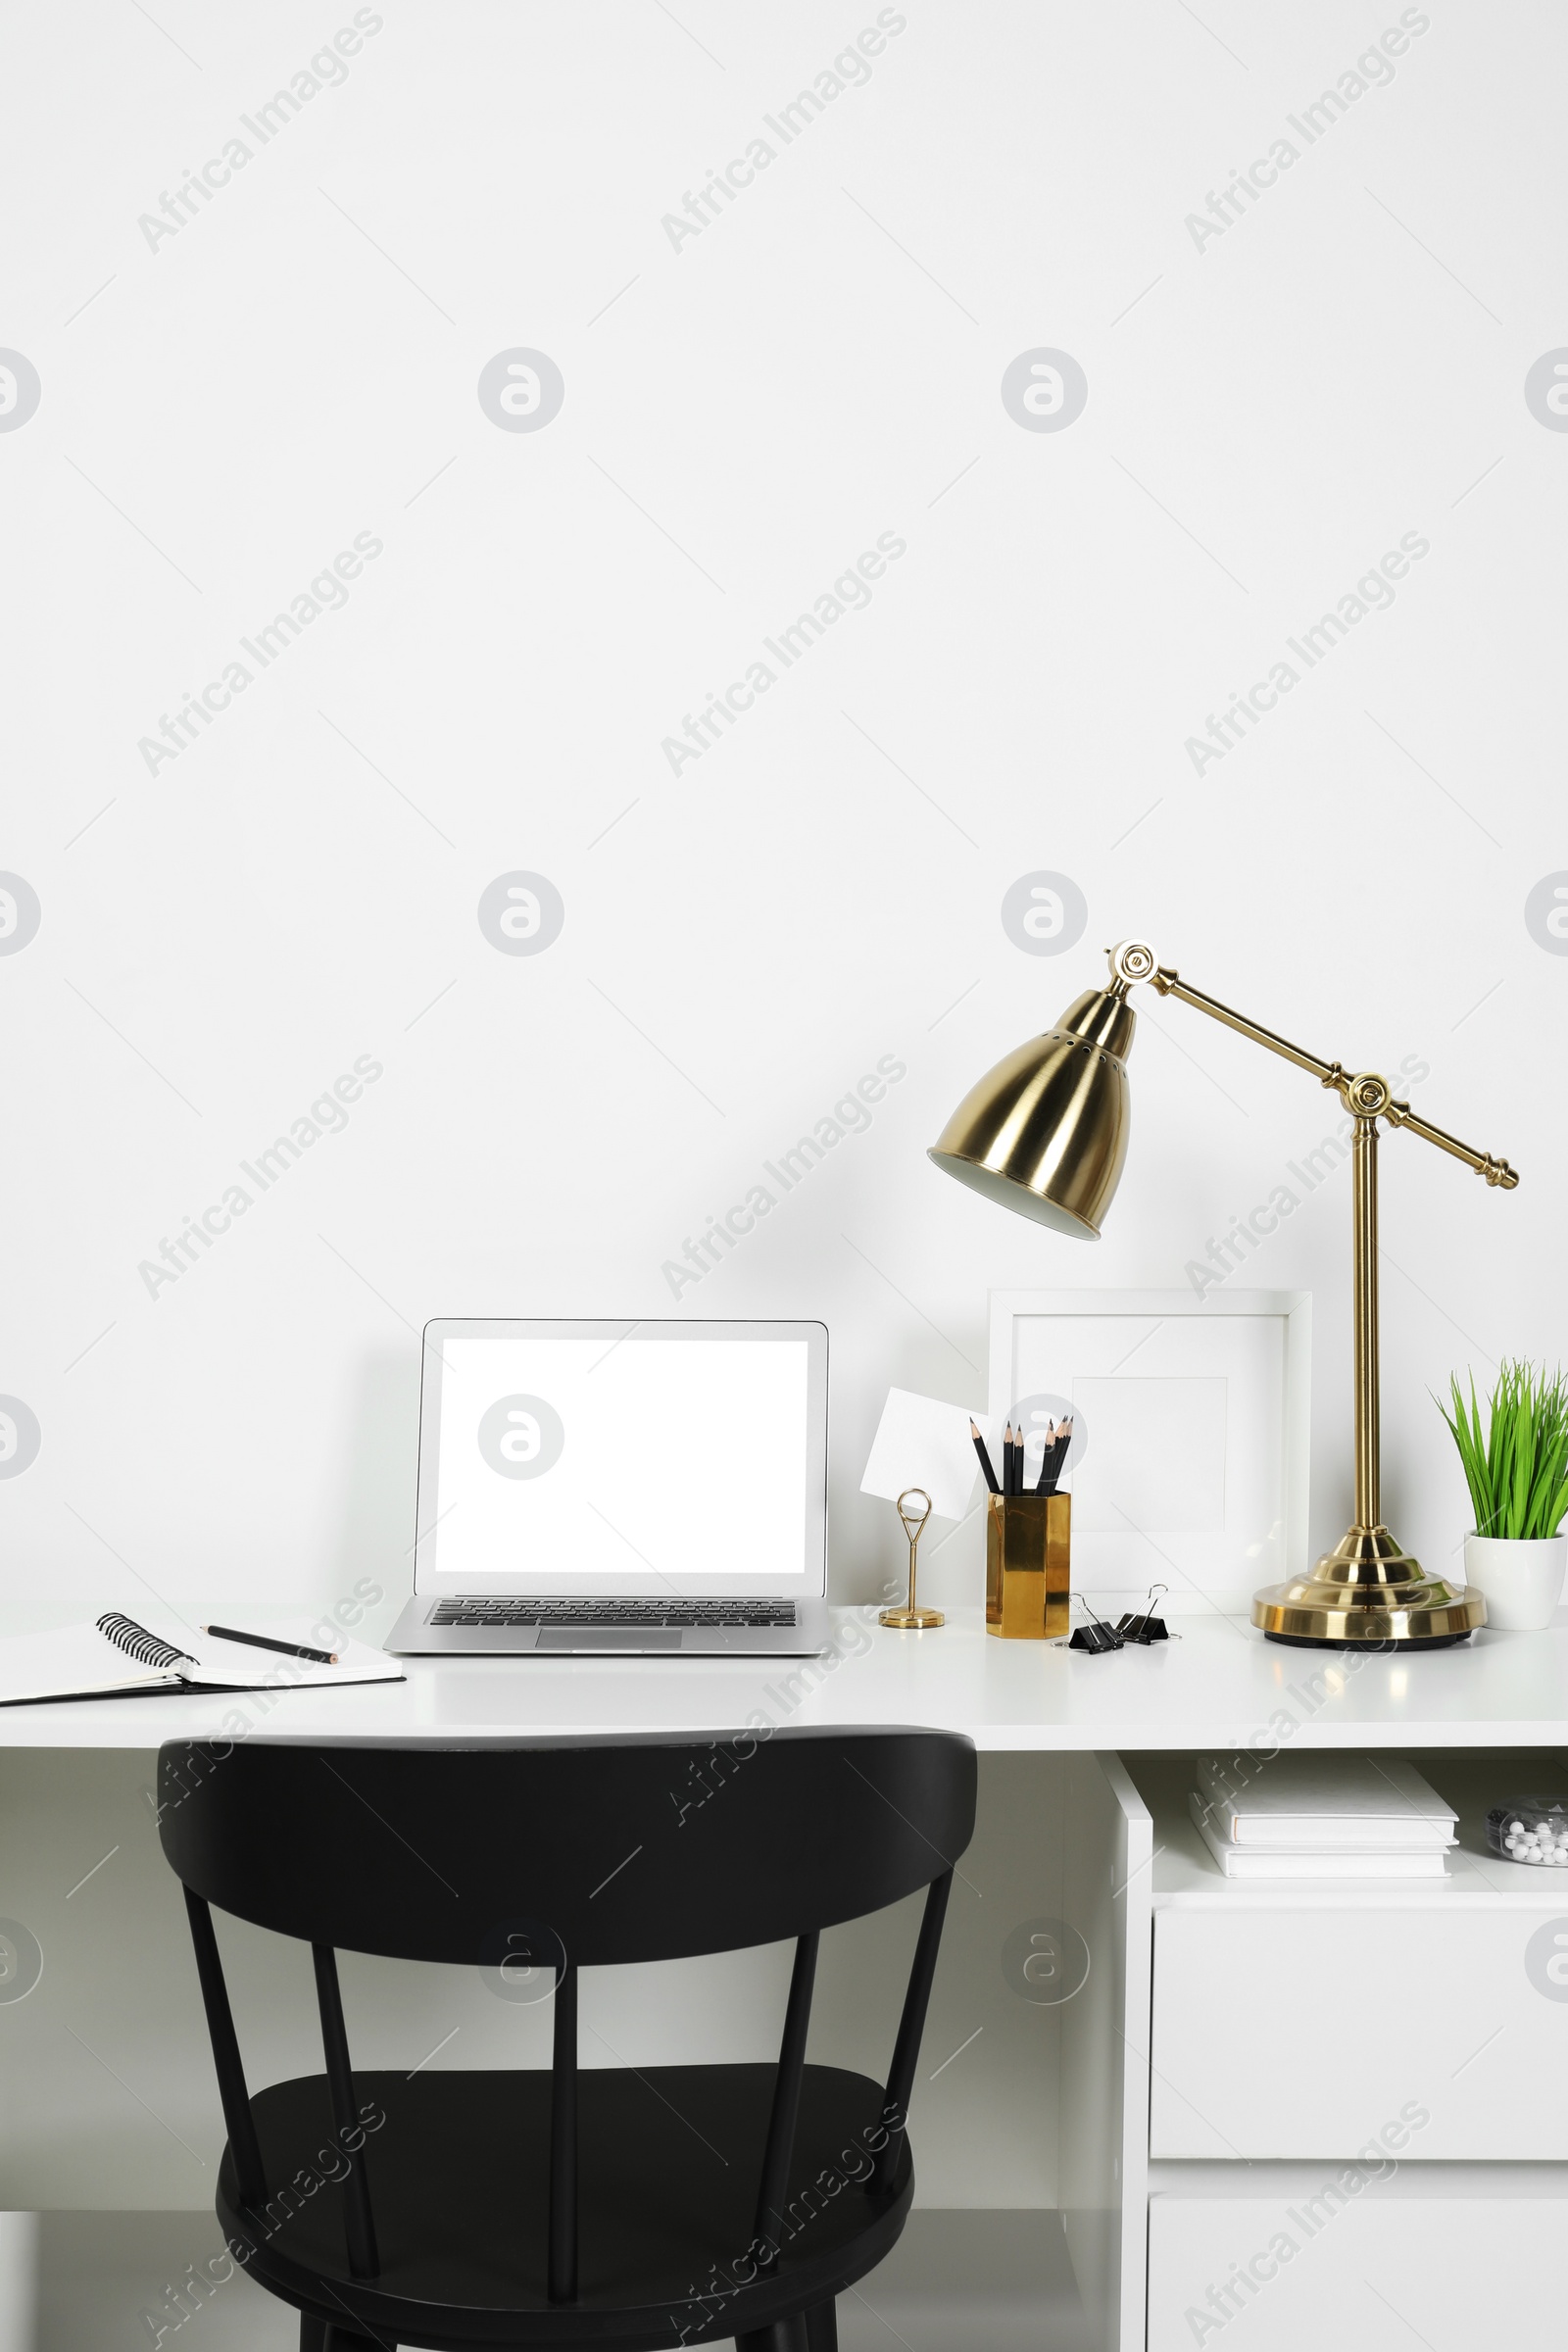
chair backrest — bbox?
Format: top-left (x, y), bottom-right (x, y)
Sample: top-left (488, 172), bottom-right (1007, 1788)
top-left (158, 1726), bottom-right (977, 2306)
top-left (158, 1726), bottom-right (975, 1963)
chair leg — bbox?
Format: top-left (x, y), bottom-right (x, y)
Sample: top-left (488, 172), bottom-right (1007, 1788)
top-left (735, 2322), bottom-right (808, 2352)
top-left (806, 2297), bottom-right (839, 2352)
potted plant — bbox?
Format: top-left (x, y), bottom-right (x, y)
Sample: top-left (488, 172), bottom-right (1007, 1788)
top-left (1439, 1361), bottom-right (1568, 1631)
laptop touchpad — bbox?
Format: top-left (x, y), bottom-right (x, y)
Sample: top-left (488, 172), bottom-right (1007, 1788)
top-left (536, 1629), bottom-right (683, 1652)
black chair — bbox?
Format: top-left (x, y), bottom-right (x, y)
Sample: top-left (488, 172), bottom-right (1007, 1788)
top-left (157, 1726), bottom-right (977, 2352)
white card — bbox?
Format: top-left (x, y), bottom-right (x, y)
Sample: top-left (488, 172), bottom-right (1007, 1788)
top-left (860, 1387), bottom-right (985, 1523)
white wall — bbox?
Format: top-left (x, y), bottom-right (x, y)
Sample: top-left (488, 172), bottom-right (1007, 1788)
top-left (2, 1), bottom-right (1564, 1614)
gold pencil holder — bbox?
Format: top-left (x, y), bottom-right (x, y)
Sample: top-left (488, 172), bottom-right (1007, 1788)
top-left (986, 1493), bottom-right (1070, 1640)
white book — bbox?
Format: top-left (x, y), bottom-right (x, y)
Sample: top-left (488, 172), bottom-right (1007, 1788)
top-left (0, 1614), bottom-right (404, 1707)
top-left (1193, 1753), bottom-right (1456, 1850)
top-left (1188, 1790), bottom-right (1450, 1879)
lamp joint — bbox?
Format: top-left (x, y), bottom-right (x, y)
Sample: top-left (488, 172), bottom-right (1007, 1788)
top-left (1345, 1070), bottom-right (1394, 1119)
top-left (1106, 939), bottom-right (1160, 991)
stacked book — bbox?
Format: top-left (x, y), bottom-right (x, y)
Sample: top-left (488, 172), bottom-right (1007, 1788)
top-left (1190, 1753), bottom-right (1457, 1880)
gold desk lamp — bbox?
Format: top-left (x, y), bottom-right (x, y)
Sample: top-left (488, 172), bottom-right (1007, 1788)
top-left (928, 938), bottom-right (1520, 1648)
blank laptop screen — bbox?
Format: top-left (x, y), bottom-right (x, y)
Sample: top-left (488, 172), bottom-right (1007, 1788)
top-left (423, 1329), bottom-right (814, 1586)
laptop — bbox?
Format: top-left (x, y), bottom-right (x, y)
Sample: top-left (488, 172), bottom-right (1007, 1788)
top-left (385, 1317), bottom-right (832, 1655)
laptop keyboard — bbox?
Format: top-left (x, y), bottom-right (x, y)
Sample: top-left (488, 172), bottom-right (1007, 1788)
top-left (430, 1597), bottom-right (798, 1630)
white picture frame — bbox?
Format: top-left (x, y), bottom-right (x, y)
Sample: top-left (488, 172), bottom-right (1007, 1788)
top-left (987, 1289), bottom-right (1311, 1619)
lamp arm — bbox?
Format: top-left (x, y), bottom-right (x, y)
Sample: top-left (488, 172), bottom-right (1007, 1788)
top-left (1123, 950), bottom-right (1518, 1191)
top-left (1147, 963), bottom-right (1339, 1088)
top-left (1379, 1098), bottom-right (1519, 1189)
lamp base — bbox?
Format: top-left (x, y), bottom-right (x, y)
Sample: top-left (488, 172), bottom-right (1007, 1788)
top-left (1250, 1523), bottom-right (1488, 1647)
top-left (878, 1606), bottom-right (945, 1630)
top-left (1263, 1630), bottom-right (1475, 1649)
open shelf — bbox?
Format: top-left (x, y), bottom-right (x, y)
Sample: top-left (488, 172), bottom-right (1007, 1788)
top-left (1125, 1747), bottom-right (1568, 1907)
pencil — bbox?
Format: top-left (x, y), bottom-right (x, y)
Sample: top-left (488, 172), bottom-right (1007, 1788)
top-left (203, 1625), bottom-right (339, 1666)
top-left (969, 1418), bottom-right (1000, 1494)
top-left (1036, 1417), bottom-right (1073, 1494)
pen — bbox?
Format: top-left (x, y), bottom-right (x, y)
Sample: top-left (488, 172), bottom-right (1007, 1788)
top-left (202, 1625), bottom-right (338, 1665)
top-left (969, 1418), bottom-right (1000, 1494)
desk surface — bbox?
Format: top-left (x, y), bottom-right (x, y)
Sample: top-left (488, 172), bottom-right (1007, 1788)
top-left (2, 1607), bottom-right (1566, 1751)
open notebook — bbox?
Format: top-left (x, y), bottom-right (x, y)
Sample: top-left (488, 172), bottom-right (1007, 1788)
top-left (0, 1613), bottom-right (405, 1706)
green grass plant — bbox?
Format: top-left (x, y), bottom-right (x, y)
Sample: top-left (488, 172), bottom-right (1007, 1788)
top-left (1439, 1360), bottom-right (1568, 1542)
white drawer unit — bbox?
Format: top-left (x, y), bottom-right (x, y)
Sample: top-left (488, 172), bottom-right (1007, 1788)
top-left (1149, 1898), bottom-right (1568, 2159)
top-left (1147, 2165), bottom-right (1568, 2352)
top-left (1122, 1751), bottom-right (1568, 2350)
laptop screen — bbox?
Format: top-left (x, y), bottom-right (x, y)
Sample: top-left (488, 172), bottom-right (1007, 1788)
top-left (415, 1320), bottom-right (826, 1592)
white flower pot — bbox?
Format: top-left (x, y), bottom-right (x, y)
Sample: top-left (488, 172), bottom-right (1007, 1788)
top-left (1464, 1533), bottom-right (1568, 1632)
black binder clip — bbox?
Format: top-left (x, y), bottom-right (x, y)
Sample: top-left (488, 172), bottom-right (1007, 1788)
top-left (1067, 1597), bottom-right (1124, 1654)
top-left (1114, 1584), bottom-right (1169, 1645)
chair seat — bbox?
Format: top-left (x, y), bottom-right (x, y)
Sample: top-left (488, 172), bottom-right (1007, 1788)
top-left (222, 2064), bottom-right (911, 2349)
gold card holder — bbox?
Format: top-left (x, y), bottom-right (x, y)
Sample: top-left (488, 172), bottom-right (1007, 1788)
top-left (880, 1489), bottom-right (943, 1630)
top-left (986, 1493), bottom-right (1071, 1639)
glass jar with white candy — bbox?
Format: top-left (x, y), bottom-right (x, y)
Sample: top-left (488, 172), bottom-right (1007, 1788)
top-left (1487, 1797), bottom-right (1568, 1867)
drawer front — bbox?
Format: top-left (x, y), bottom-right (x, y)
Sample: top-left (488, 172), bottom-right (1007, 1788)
top-left (1151, 1905), bottom-right (1568, 2158)
top-left (1148, 2183), bottom-right (1566, 2351)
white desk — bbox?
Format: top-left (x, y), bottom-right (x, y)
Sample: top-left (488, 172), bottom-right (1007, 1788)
top-left (5, 1606), bottom-right (1568, 1750)
top-left (2, 1607), bottom-right (1565, 2352)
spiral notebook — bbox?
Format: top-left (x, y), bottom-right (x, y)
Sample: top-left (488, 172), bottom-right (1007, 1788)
top-left (0, 1613), bottom-right (404, 1706)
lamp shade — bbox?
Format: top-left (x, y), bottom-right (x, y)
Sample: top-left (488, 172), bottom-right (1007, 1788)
top-left (927, 985), bottom-right (1136, 1238)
